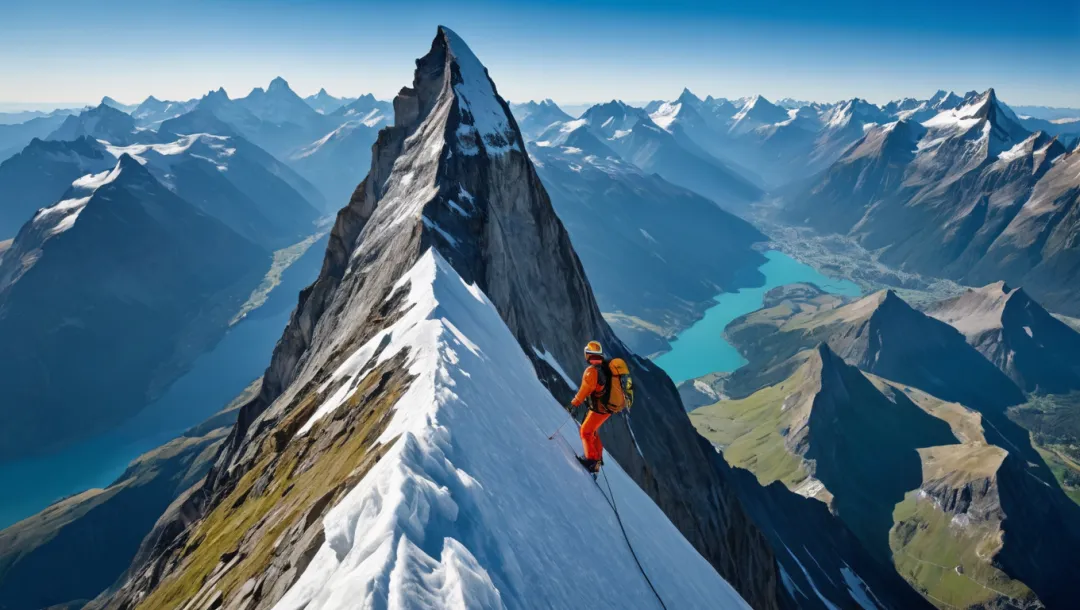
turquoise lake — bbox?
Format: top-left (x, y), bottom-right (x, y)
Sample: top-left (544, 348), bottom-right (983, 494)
top-left (654, 250), bottom-right (862, 384)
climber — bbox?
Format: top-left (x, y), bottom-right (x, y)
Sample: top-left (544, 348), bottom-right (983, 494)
top-left (569, 341), bottom-right (633, 473)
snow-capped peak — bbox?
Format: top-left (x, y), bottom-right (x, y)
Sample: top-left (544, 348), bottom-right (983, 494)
top-left (649, 101), bottom-right (684, 130)
top-left (823, 98), bottom-right (886, 130)
top-left (440, 26), bottom-right (520, 156)
top-left (729, 94), bottom-right (789, 134)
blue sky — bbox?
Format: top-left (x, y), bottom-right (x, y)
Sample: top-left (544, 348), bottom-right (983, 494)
top-left (1, 0), bottom-right (1077, 109)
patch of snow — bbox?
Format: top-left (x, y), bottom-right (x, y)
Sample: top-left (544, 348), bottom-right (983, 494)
top-left (446, 199), bottom-right (471, 217)
top-left (998, 140), bottom-right (1029, 163)
top-left (422, 216), bottom-right (460, 247)
top-left (71, 164), bottom-right (123, 190)
top-left (779, 565), bottom-right (807, 601)
top-left (274, 250), bottom-right (751, 610)
top-left (35, 197), bottom-right (91, 236)
top-left (840, 565), bottom-right (882, 610)
top-left (649, 102), bottom-right (680, 131)
top-left (105, 134), bottom-right (235, 171)
top-left (531, 346), bottom-right (576, 389)
top-left (560, 118), bottom-right (587, 133)
top-left (32, 158), bottom-right (127, 237)
top-left (561, 146), bottom-right (583, 155)
top-left (783, 544), bottom-right (840, 610)
top-left (692, 380), bottom-right (719, 401)
top-left (639, 228), bottom-right (658, 244)
top-left (612, 129), bottom-right (632, 139)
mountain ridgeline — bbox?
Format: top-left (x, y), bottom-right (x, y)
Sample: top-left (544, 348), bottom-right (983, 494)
top-left (93, 27), bottom-right (783, 610)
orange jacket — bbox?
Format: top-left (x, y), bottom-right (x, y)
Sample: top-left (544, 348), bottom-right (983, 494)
top-left (571, 363), bottom-right (624, 410)
top-left (572, 365), bottom-right (601, 407)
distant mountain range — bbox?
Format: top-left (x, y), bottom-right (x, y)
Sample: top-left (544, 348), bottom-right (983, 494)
top-left (0, 90), bottom-right (332, 462)
top-left (784, 89), bottom-right (1080, 316)
top-left (533, 98), bottom-right (763, 211)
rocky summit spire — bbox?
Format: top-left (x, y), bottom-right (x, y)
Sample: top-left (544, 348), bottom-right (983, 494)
top-left (97, 26), bottom-right (782, 610)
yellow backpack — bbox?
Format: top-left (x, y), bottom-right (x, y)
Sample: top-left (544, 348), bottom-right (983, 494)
top-left (598, 357), bottom-right (634, 413)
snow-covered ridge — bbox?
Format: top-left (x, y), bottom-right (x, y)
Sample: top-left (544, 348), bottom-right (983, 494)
top-left (272, 250), bottom-right (750, 610)
top-left (104, 133), bottom-right (236, 171)
top-left (32, 158), bottom-right (126, 236)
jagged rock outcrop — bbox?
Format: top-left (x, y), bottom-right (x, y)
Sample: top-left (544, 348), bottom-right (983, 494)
top-left (94, 27), bottom-right (782, 610)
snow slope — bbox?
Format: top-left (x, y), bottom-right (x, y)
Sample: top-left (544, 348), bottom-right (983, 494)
top-left (273, 249), bottom-right (750, 610)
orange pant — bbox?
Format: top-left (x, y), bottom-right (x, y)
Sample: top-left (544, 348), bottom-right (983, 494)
top-left (580, 410), bottom-right (611, 461)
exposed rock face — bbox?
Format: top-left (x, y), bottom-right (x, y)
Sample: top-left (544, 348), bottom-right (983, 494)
top-left (0, 155), bottom-right (267, 460)
top-left (927, 282), bottom-right (1080, 393)
top-left (970, 147), bottom-right (1080, 315)
top-left (95, 27), bottom-right (782, 610)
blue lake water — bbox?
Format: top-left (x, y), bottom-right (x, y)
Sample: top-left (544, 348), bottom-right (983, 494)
top-left (0, 236), bottom-right (328, 529)
top-left (653, 250), bottom-right (862, 384)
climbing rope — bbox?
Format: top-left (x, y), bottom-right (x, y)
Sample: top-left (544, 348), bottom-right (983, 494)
top-left (599, 466), bottom-right (670, 610)
top-left (542, 405), bottom-right (668, 609)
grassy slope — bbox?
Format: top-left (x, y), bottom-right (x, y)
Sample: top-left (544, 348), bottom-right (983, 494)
top-left (690, 361), bottom-right (816, 495)
top-left (1008, 392), bottom-right (1080, 505)
top-left (136, 355), bottom-right (408, 609)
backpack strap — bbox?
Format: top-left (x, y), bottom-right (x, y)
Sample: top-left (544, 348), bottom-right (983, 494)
top-left (588, 362), bottom-right (611, 413)
top-left (599, 358), bottom-right (615, 411)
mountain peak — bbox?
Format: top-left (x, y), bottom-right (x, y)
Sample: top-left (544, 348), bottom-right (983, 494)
top-left (678, 87), bottom-right (703, 107)
top-left (429, 26), bottom-right (519, 156)
top-left (268, 76), bottom-right (291, 92)
top-left (203, 87), bottom-right (230, 103)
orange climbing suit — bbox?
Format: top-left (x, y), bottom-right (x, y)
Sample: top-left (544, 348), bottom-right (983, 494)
top-left (571, 358), bottom-right (624, 462)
